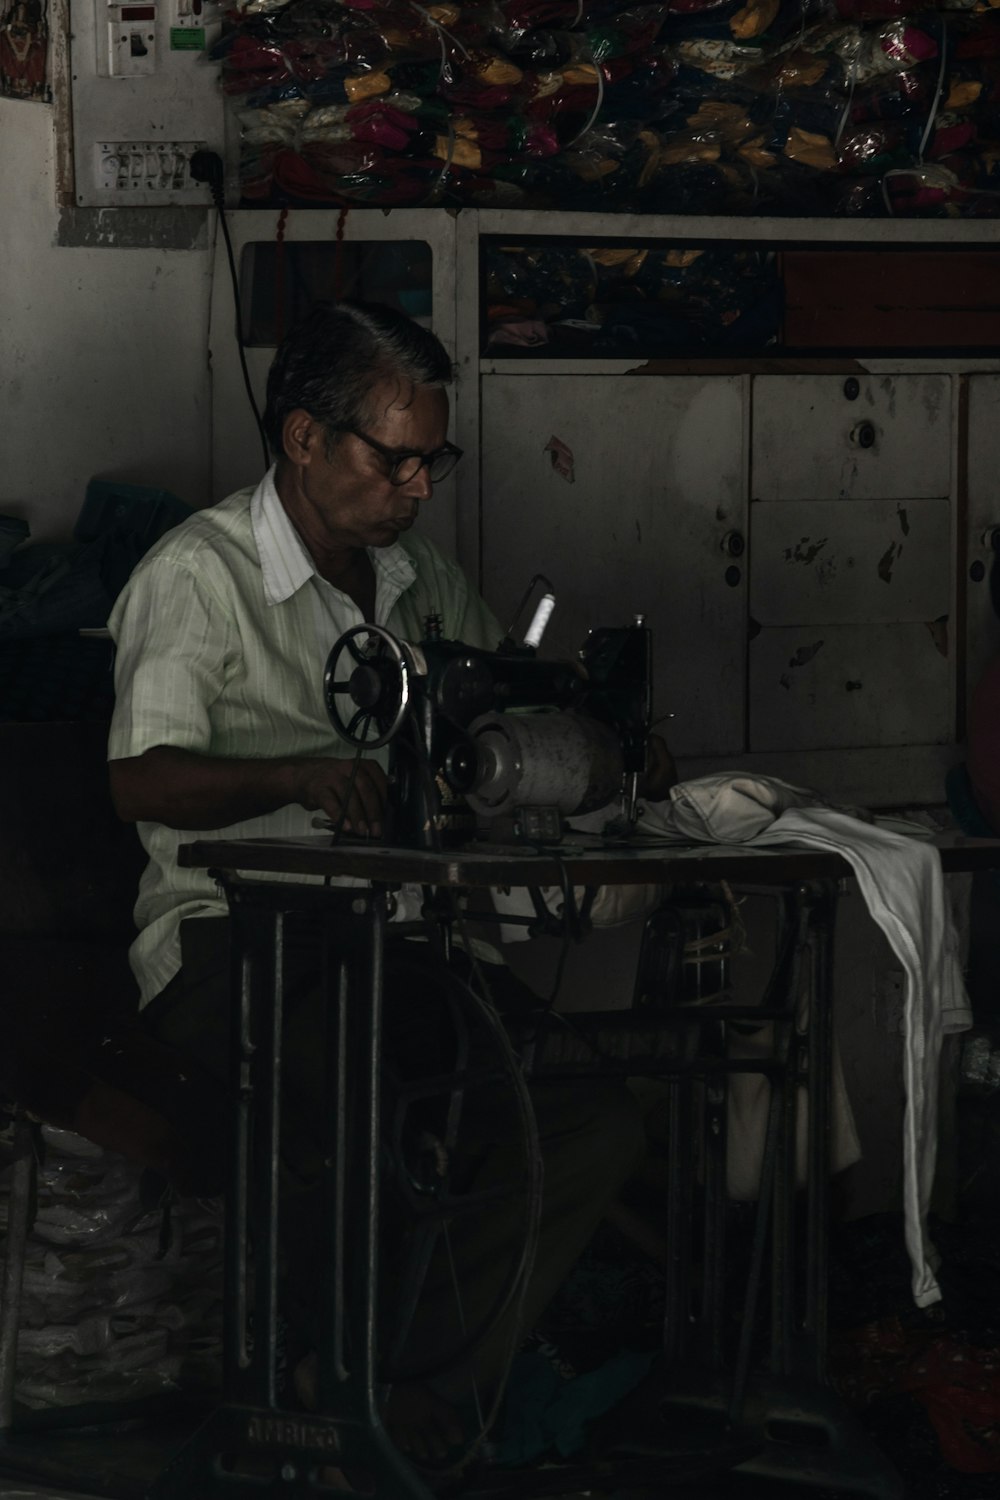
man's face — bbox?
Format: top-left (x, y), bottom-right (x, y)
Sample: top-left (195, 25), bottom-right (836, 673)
top-left (291, 378), bottom-right (449, 552)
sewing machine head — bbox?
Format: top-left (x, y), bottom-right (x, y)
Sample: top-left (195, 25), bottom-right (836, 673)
top-left (323, 613), bottom-right (651, 848)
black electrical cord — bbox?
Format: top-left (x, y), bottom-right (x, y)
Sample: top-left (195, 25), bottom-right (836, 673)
top-left (189, 149), bottom-right (270, 474)
top-left (312, 674), bottom-right (539, 1436)
top-left (414, 906), bottom-right (543, 1481)
top-left (378, 716), bottom-right (540, 1395)
top-left (406, 712), bottom-right (445, 854)
top-left (382, 956), bottom-right (541, 1390)
top-left (525, 854), bottom-right (642, 1070)
top-left (311, 711), bottom-right (376, 866)
top-left (326, 731), bottom-right (371, 848)
top-left (515, 849), bottom-right (579, 1046)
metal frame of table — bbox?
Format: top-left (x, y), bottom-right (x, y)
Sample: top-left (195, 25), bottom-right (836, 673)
top-left (146, 832), bottom-right (1000, 1500)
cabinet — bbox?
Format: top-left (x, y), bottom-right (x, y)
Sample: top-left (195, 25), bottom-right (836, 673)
top-left (748, 374), bottom-right (954, 757)
top-left (209, 208), bottom-right (1000, 806)
top-left (966, 375), bottom-right (1000, 714)
top-left (480, 375), bottom-right (746, 758)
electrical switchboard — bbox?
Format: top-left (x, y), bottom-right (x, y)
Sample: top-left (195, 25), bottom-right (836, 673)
top-left (70, 0), bottom-right (225, 206)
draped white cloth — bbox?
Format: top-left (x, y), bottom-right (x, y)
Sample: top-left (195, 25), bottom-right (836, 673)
top-left (635, 775), bottom-right (972, 1309)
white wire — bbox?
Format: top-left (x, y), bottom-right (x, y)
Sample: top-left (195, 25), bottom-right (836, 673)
top-left (428, 118), bottom-right (457, 203)
top-left (834, 62), bottom-right (857, 153)
top-left (566, 51), bottom-right (605, 147)
top-left (918, 20), bottom-right (948, 163)
top-left (410, 0), bottom-right (471, 77)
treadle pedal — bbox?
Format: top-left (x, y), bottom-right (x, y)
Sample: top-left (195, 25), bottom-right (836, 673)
top-left (655, 1379), bottom-right (908, 1500)
top-left (459, 1445), bottom-right (761, 1498)
top-left (526, 1012), bottom-right (701, 1074)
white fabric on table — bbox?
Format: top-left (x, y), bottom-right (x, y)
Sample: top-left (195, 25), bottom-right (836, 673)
top-left (639, 775), bottom-right (973, 1309)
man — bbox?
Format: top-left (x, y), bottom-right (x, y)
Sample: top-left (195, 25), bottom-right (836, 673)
top-left (108, 301), bottom-right (650, 1468)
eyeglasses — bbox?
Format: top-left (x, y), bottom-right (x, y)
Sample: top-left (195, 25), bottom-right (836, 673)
top-left (343, 426), bottom-right (464, 486)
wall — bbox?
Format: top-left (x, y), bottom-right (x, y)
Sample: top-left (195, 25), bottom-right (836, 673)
top-left (0, 97), bottom-right (214, 542)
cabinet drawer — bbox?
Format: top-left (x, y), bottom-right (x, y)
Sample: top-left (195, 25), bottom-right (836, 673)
top-left (752, 376), bottom-right (952, 502)
top-left (748, 623), bottom-right (951, 752)
top-left (750, 498), bottom-right (951, 627)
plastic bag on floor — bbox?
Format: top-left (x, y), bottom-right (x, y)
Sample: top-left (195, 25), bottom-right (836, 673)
top-left (1, 1126), bottom-right (223, 1409)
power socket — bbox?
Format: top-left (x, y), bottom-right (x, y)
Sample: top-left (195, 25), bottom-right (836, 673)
top-left (95, 140), bottom-right (210, 202)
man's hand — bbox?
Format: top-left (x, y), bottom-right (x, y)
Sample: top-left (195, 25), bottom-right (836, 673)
top-left (110, 745), bottom-right (388, 835)
top-left (638, 732), bottom-right (677, 803)
top-left (293, 757), bottom-right (388, 837)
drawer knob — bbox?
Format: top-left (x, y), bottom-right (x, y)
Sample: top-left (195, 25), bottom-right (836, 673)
top-left (851, 421), bottom-right (877, 449)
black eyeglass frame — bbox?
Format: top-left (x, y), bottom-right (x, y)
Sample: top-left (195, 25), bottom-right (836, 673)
top-left (341, 425), bottom-right (464, 486)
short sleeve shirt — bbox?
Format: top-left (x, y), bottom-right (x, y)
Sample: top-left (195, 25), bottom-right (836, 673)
top-left (108, 468), bottom-right (502, 1007)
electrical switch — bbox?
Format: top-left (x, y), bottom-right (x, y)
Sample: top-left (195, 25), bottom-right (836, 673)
top-left (96, 1), bottom-right (158, 77)
top-left (96, 140), bottom-right (209, 200)
top-left (73, 0), bottom-right (223, 208)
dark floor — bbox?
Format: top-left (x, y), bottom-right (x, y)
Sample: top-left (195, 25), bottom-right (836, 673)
top-left (4, 1050), bottom-right (1000, 1500)
top-left (4, 1209), bottom-right (999, 1500)
top-left (476, 1068), bottom-right (1000, 1500)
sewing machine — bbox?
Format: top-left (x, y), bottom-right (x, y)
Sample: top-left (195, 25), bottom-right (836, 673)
top-left (322, 609), bottom-right (652, 848)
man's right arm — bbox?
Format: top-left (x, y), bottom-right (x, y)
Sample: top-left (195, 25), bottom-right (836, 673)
top-left (109, 745), bottom-right (387, 836)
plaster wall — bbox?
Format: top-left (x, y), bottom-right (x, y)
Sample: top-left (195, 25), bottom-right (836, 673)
top-left (0, 99), bottom-right (214, 541)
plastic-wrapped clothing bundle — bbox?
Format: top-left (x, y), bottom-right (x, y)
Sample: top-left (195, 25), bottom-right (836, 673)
top-left (221, 0), bottom-right (1000, 213)
top-left (485, 239), bottom-right (783, 352)
top-left (0, 1126), bottom-right (223, 1408)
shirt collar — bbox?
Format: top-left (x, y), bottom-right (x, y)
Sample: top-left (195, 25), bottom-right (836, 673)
top-left (250, 465), bottom-right (418, 609)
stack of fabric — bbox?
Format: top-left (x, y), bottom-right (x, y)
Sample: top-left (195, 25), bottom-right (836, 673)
top-left (659, 0), bottom-right (1000, 215)
top-left (484, 240), bottom-right (784, 352)
top-left (3, 1127), bottom-right (223, 1408)
top-left (217, 0), bottom-right (1000, 214)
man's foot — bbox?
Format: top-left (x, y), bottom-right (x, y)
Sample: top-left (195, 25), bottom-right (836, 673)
top-left (384, 1381), bottom-right (465, 1465)
top-left (294, 1351), bottom-right (465, 1467)
top-left (227, 1456), bottom-right (371, 1493)
top-left (316, 1465), bottom-right (373, 1493)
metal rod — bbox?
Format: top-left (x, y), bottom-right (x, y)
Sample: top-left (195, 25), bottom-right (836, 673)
top-left (321, 945), bottom-right (350, 1402)
top-left (0, 1116), bottom-right (34, 1434)
top-left (360, 893), bottom-right (386, 1419)
top-left (770, 891), bottom-right (806, 1378)
top-left (257, 908), bottom-right (284, 1409)
top-left (663, 1078), bottom-right (694, 1367)
top-left (804, 883), bottom-right (837, 1378)
top-left (702, 1074), bottom-right (728, 1367)
top-left (223, 905), bottom-right (254, 1397)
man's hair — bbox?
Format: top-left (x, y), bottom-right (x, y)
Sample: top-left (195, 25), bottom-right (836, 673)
top-left (262, 300), bottom-right (453, 458)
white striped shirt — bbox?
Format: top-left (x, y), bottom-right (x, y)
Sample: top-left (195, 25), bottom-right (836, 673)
top-left (108, 467), bottom-right (501, 1007)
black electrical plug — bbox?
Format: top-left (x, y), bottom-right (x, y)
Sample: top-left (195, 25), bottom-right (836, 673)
top-left (194, 145), bottom-right (270, 469)
top-left (189, 149), bottom-right (225, 204)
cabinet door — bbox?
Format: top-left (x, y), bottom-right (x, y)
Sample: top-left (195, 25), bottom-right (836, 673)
top-left (966, 375), bottom-right (1000, 708)
top-left (480, 376), bottom-right (747, 757)
top-left (752, 374), bottom-right (951, 502)
top-left (749, 375), bottom-right (954, 753)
